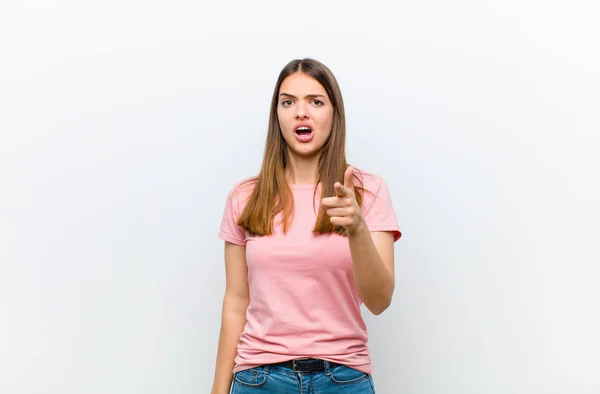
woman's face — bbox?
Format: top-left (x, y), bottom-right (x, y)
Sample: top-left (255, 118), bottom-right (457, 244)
top-left (277, 72), bottom-right (334, 158)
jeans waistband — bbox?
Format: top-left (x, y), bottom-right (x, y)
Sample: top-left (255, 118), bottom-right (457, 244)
top-left (271, 358), bottom-right (340, 373)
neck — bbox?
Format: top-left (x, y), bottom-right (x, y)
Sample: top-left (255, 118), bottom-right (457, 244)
top-left (286, 150), bottom-right (320, 185)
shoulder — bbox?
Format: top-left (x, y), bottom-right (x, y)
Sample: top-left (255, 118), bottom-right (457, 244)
top-left (353, 167), bottom-right (387, 193)
top-left (230, 176), bottom-right (258, 193)
top-left (225, 176), bottom-right (258, 206)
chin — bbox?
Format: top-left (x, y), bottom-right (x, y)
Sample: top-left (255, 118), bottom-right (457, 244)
top-left (284, 135), bottom-right (326, 157)
top-left (292, 147), bottom-right (324, 158)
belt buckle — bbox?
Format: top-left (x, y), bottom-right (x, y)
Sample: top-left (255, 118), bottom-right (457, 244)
top-left (292, 358), bottom-right (309, 373)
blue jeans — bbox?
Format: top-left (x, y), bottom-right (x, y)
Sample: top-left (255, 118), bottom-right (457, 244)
top-left (231, 361), bottom-right (376, 393)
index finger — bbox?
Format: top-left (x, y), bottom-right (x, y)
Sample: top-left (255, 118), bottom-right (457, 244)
top-left (335, 182), bottom-right (350, 197)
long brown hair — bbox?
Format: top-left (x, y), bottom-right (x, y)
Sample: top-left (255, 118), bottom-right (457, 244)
top-left (237, 58), bottom-right (368, 237)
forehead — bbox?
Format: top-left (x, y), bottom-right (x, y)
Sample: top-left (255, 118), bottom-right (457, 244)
top-left (279, 72), bottom-right (328, 96)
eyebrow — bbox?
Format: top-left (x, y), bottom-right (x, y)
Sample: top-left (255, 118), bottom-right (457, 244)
top-left (279, 93), bottom-right (327, 100)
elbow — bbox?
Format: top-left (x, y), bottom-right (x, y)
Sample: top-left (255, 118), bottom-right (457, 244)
top-left (222, 293), bottom-right (250, 316)
top-left (361, 277), bottom-right (395, 315)
top-left (369, 303), bottom-right (391, 316)
top-left (365, 296), bottom-right (392, 316)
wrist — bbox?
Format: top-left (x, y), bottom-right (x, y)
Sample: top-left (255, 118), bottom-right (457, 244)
top-left (348, 219), bottom-right (368, 238)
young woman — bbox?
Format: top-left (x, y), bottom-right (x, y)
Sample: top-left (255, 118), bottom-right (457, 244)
top-left (211, 58), bottom-right (402, 394)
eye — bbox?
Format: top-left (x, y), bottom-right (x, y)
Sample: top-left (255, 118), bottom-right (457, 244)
top-left (281, 99), bottom-right (293, 107)
top-left (312, 99), bottom-right (324, 106)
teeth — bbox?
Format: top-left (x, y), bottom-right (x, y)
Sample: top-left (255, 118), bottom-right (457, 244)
top-left (296, 127), bottom-right (311, 132)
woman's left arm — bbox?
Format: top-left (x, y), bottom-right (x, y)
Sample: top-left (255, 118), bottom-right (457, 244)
top-left (321, 166), bottom-right (396, 315)
top-left (348, 225), bottom-right (395, 315)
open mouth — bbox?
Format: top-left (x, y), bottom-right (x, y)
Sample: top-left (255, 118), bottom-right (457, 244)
top-left (295, 126), bottom-right (312, 135)
top-left (293, 125), bottom-right (314, 142)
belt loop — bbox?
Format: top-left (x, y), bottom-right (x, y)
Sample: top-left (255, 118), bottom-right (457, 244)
top-left (323, 360), bottom-right (332, 376)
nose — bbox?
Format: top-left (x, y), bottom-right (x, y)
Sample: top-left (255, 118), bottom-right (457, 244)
top-left (295, 101), bottom-right (309, 119)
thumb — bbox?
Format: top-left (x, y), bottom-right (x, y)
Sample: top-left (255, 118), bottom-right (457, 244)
top-left (344, 165), bottom-right (355, 192)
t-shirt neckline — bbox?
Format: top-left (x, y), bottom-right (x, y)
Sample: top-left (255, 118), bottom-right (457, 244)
top-left (289, 183), bottom-right (321, 190)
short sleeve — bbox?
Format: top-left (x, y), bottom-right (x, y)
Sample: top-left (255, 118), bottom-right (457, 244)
top-left (362, 177), bottom-right (402, 242)
top-left (218, 186), bottom-right (247, 246)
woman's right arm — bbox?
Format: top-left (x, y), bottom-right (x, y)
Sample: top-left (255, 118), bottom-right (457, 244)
top-left (211, 241), bottom-right (250, 394)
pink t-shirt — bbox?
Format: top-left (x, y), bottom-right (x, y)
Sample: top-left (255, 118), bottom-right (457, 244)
top-left (218, 169), bottom-right (402, 375)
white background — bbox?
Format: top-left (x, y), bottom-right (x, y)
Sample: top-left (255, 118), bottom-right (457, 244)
top-left (1, 1), bottom-right (599, 393)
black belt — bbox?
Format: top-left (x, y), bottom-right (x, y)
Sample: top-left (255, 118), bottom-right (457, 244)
top-left (272, 358), bottom-right (339, 373)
